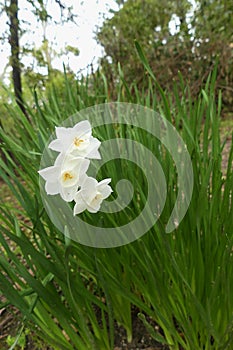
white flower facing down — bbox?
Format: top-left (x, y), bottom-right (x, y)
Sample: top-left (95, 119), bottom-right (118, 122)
top-left (38, 153), bottom-right (90, 202)
top-left (73, 177), bottom-right (113, 215)
top-left (48, 120), bottom-right (101, 159)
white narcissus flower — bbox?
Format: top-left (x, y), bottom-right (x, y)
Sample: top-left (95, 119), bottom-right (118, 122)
top-left (48, 120), bottom-right (101, 159)
top-left (38, 153), bottom-right (90, 202)
top-left (73, 177), bottom-right (113, 215)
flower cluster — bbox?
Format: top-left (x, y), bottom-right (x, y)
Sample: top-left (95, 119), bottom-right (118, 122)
top-left (39, 120), bottom-right (112, 215)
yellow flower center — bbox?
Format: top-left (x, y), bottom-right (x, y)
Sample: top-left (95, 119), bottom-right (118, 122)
top-left (94, 193), bottom-right (102, 200)
top-left (62, 172), bottom-right (74, 182)
top-left (91, 193), bottom-right (102, 205)
top-left (74, 137), bottom-right (84, 147)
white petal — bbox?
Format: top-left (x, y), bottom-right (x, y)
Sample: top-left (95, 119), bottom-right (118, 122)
top-left (100, 185), bottom-right (113, 199)
top-left (73, 199), bottom-right (87, 215)
top-left (80, 177), bottom-right (98, 203)
top-left (86, 198), bottom-right (102, 213)
top-left (59, 158), bottom-right (89, 188)
top-left (74, 190), bottom-right (82, 201)
top-left (74, 120), bottom-right (92, 138)
top-left (48, 139), bottom-right (63, 152)
top-left (86, 206), bottom-right (99, 213)
top-left (55, 127), bottom-right (74, 151)
top-left (48, 127), bottom-right (72, 152)
top-left (60, 155), bottom-right (78, 170)
top-left (86, 138), bottom-right (101, 159)
top-left (69, 138), bottom-right (91, 157)
top-left (97, 179), bottom-right (113, 198)
top-left (87, 149), bottom-right (101, 159)
top-left (84, 192), bottom-right (98, 206)
top-left (60, 155), bottom-right (89, 172)
top-left (79, 173), bottom-right (88, 186)
top-left (60, 170), bottom-right (79, 188)
top-left (60, 185), bottom-right (78, 202)
top-left (82, 176), bottom-right (98, 192)
top-left (97, 178), bottom-right (112, 188)
top-left (38, 165), bottom-right (59, 181)
top-left (55, 126), bottom-right (71, 139)
top-left (77, 158), bottom-right (90, 177)
top-left (54, 153), bottom-right (66, 167)
top-left (45, 181), bottom-right (60, 195)
top-left (72, 138), bottom-right (90, 153)
top-left (82, 176), bottom-right (98, 189)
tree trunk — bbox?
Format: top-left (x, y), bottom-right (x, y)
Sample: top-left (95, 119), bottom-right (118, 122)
top-left (8, 0), bottom-right (27, 116)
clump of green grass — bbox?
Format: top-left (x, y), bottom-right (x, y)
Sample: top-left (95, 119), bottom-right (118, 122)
top-left (0, 46), bottom-right (232, 350)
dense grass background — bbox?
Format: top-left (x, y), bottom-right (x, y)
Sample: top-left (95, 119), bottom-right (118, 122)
top-left (0, 48), bottom-right (233, 349)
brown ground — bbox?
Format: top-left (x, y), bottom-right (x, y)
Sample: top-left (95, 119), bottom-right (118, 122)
top-left (0, 304), bottom-right (169, 349)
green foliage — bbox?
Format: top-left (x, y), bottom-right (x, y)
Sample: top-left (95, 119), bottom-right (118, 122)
top-left (98, 0), bottom-right (182, 83)
top-left (0, 84), bottom-right (17, 134)
top-left (191, 0), bottom-right (233, 106)
top-left (97, 0), bottom-right (233, 108)
top-left (65, 45), bottom-right (80, 57)
top-left (0, 59), bottom-right (233, 350)
top-left (7, 327), bottom-right (30, 350)
top-left (194, 0), bottom-right (233, 39)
